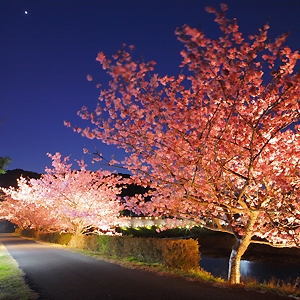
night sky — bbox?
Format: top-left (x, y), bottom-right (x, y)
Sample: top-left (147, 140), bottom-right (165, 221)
top-left (1, 0), bottom-right (300, 174)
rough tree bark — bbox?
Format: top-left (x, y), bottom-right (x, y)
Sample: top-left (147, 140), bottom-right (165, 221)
top-left (228, 211), bottom-right (259, 284)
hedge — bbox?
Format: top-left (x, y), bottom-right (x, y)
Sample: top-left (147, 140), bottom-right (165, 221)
top-left (15, 229), bottom-right (200, 271)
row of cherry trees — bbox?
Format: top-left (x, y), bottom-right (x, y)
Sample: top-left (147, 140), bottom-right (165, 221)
top-left (1, 4), bottom-right (299, 284)
top-left (0, 153), bottom-right (128, 236)
top-left (67, 4), bottom-right (300, 284)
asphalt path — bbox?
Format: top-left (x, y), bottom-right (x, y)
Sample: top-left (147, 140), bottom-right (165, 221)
top-left (0, 233), bottom-right (292, 300)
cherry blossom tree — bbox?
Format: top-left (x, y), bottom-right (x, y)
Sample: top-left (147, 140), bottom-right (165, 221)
top-left (1, 153), bottom-right (126, 236)
top-left (0, 177), bottom-right (61, 233)
top-left (68, 4), bottom-right (300, 283)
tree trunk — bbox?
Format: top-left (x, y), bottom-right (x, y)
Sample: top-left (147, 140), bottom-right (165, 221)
top-left (74, 225), bottom-right (83, 237)
top-left (228, 237), bottom-right (250, 284)
top-left (228, 211), bottom-right (259, 284)
top-left (35, 227), bottom-right (41, 240)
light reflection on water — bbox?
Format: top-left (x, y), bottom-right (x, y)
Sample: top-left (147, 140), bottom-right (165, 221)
top-left (201, 256), bottom-right (300, 282)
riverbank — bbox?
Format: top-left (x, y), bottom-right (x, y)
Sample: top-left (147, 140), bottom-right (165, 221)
top-left (122, 226), bottom-right (300, 264)
top-left (197, 230), bottom-right (300, 264)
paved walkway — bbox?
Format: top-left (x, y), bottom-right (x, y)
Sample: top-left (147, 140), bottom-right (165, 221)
top-left (0, 234), bottom-right (291, 300)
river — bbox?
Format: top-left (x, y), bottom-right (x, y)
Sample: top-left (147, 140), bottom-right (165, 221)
top-left (201, 256), bottom-right (300, 282)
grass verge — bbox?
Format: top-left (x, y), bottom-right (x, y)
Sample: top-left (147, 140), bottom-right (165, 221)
top-left (0, 242), bottom-right (36, 300)
top-left (67, 247), bottom-right (300, 298)
top-left (243, 276), bottom-right (300, 298)
top-left (74, 247), bottom-right (224, 281)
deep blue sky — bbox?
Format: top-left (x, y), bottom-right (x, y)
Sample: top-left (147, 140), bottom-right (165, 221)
top-left (1, 0), bottom-right (300, 173)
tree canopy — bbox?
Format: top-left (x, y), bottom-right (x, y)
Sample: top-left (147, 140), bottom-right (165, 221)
top-left (0, 157), bottom-right (11, 174)
top-left (1, 153), bottom-right (126, 236)
top-left (68, 4), bottom-right (300, 283)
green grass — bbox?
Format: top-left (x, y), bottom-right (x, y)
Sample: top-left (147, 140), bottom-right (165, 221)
top-left (0, 243), bottom-right (36, 300)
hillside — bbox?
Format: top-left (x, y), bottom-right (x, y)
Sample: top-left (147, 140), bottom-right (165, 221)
top-left (0, 169), bottom-right (41, 188)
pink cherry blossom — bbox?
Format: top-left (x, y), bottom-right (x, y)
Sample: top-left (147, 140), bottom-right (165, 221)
top-left (1, 153), bottom-right (126, 236)
top-left (68, 4), bottom-right (300, 284)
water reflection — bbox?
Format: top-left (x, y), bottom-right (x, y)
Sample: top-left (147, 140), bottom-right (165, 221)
top-left (201, 256), bottom-right (300, 282)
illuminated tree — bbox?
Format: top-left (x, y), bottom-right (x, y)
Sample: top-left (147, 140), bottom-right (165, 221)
top-left (0, 186), bottom-right (60, 233)
top-left (69, 4), bottom-right (300, 283)
top-left (1, 153), bottom-right (126, 236)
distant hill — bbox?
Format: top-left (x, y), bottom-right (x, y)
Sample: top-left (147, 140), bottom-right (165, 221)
top-left (0, 169), bottom-right (41, 188)
top-left (0, 170), bottom-right (148, 193)
top-left (118, 173), bottom-right (149, 198)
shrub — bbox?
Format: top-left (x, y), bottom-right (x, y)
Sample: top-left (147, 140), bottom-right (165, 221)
top-left (57, 233), bottom-right (73, 245)
top-left (161, 239), bottom-right (200, 270)
top-left (86, 235), bottom-right (200, 270)
top-left (17, 229), bottom-right (201, 271)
